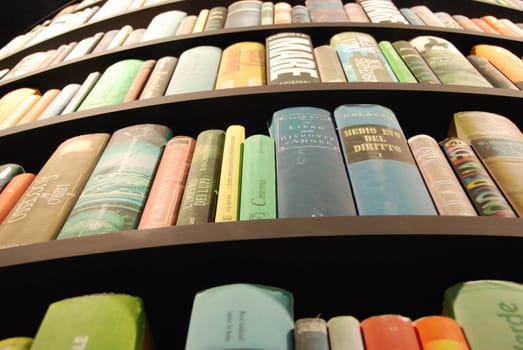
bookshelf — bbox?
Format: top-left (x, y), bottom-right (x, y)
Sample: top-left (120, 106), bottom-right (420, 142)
top-left (0, 0), bottom-right (521, 349)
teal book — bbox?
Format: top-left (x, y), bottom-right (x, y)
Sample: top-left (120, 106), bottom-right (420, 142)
top-left (30, 293), bottom-right (153, 350)
top-left (333, 104), bottom-right (437, 215)
top-left (378, 40), bottom-right (417, 83)
top-left (77, 59), bottom-right (145, 111)
top-left (330, 32), bottom-right (398, 82)
top-left (239, 134), bottom-right (276, 220)
top-left (443, 280), bottom-right (523, 350)
top-left (269, 106), bottom-right (356, 218)
top-left (57, 124), bottom-right (172, 239)
top-left (185, 283), bottom-right (295, 350)
top-left (176, 129), bottom-right (225, 225)
top-left (165, 46), bottom-right (222, 95)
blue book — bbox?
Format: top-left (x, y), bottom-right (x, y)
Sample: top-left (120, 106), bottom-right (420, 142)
top-left (399, 8), bottom-right (425, 25)
top-left (333, 104), bottom-right (437, 215)
top-left (269, 106), bottom-right (356, 218)
top-left (185, 283), bottom-right (295, 350)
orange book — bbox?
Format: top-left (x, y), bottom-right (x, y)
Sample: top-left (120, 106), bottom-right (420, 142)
top-left (480, 16), bottom-right (519, 37)
top-left (0, 94), bottom-right (41, 129)
top-left (0, 88), bottom-right (40, 125)
top-left (0, 173), bottom-right (35, 224)
top-left (414, 315), bottom-right (470, 350)
top-left (361, 314), bottom-right (422, 350)
top-left (123, 59), bottom-right (157, 102)
top-left (470, 18), bottom-right (500, 34)
top-left (470, 44), bottom-right (523, 89)
top-left (17, 89), bottom-right (61, 125)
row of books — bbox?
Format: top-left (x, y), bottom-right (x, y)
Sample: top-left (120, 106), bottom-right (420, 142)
top-left (1, 279), bottom-right (521, 349)
top-left (475, 0), bottom-right (523, 10)
top-left (1, 0), bottom-right (522, 63)
top-left (0, 30), bottom-right (521, 131)
top-left (0, 103), bottom-right (521, 249)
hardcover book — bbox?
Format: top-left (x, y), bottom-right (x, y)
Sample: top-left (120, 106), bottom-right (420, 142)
top-left (291, 5), bottom-right (311, 23)
top-left (470, 44), bottom-right (523, 89)
top-left (378, 40), bottom-right (417, 83)
top-left (215, 42), bottom-right (266, 89)
top-left (361, 314), bottom-right (421, 350)
top-left (37, 83), bottom-right (81, 119)
top-left (123, 28), bottom-right (146, 45)
top-left (0, 94), bottom-right (41, 129)
top-left (62, 72), bottom-right (102, 114)
top-left (410, 5), bottom-right (446, 27)
top-left (471, 17), bottom-right (500, 33)
top-left (392, 40), bottom-right (441, 84)
top-left (224, 1), bottom-right (261, 28)
top-left (261, 1), bottom-right (274, 24)
top-left (466, 54), bottom-right (519, 90)
top-left (185, 283), bottom-right (294, 350)
top-left (192, 9), bottom-right (210, 33)
top-left (305, 0), bottom-right (348, 22)
top-left (0, 163), bottom-right (25, 192)
top-left (105, 25), bottom-right (134, 51)
top-left (0, 88), bottom-right (41, 124)
top-left (204, 6), bottom-right (227, 31)
top-left (62, 32), bottom-right (103, 61)
top-left (176, 15), bottom-right (197, 35)
top-left (274, 2), bottom-right (292, 24)
top-left (91, 29), bottom-right (119, 54)
top-left (481, 15), bottom-right (519, 36)
top-left (343, 3), bottom-right (369, 22)
top-left (333, 104), bottom-right (437, 215)
top-left (139, 56), bottom-right (177, 99)
top-left (435, 12), bottom-right (465, 29)
top-left (140, 10), bottom-right (187, 42)
top-left (269, 106), bottom-right (356, 217)
top-left (17, 89), bottom-right (60, 125)
top-left (414, 315), bottom-right (471, 350)
top-left (0, 173), bottom-right (35, 224)
top-left (327, 316), bottom-right (365, 350)
top-left (356, 0), bottom-right (409, 24)
top-left (452, 15), bottom-right (483, 31)
top-left (123, 59), bottom-right (157, 102)
top-left (399, 7), bottom-right (425, 25)
top-left (295, 318), bottom-right (329, 350)
top-left (313, 45), bottom-right (347, 82)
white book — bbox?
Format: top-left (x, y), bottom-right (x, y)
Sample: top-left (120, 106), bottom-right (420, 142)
top-left (88, 0), bottom-right (135, 23)
top-left (435, 12), bottom-right (463, 29)
top-left (410, 5), bottom-right (446, 27)
top-left (62, 72), bottom-right (101, 114)
top-left (140, 10), bottom-right (187, 42)
top-left (328, 316), bottom-right (365, 350)
top-left (63, 32), bottom-right (104, 61)
top-left (106, 25), bottom-right (134, 50)
top-left (37, 84), bottom-right (81, 120)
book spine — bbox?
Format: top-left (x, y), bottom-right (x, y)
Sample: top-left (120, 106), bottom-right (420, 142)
top-left (295, 318), bottom-right (329, 350)
top-left (399, 7), bottom-right (425, 25)
top-left (224, 1), bottom-right (262, 28)
top-left (327, 316), bottom-right (365, 350)
top-left (17, 89), bottom-right (60, 125)
top-left (139, 56), bottom-right (178, 99)
top-left (435, 12), bottom-right (464, 29)
top-left (274, 2), bottom-right (292, 23)
top-left (106, 25), bottom-right (133, 50)
top-left (292, 5), bottom-right (311, 23)
top-left (414, 315), bottom-right (471, 350)
top-left (466, 54), bottom-right (519, 90)
top-left (192, 9), bottom-right (210, 33)
top-left (481, 15), bottom-right (518, 36)
top-left (215, 41), bottom-right (266, 89)
top-left (0, 173), bottom-right (36, 224)
top-left (90, 29), bottom-right (119, 54)
top-left (204, 6), bottom-right (227, 31)
top-left (122, 28), bottom-right (146, 46)
top-left (452, 15), bottom-right (483, 31)
top-left (176, 16), bottom-right (197, 35)
top-left (378, 40), bottom-right (417, 83)
top-left (361, 314), bottom-right (421, 350)
top-left (344, 3), bottom-right (369, 22)
top-left (261, 1), bottom-right (274, 24)
top-left (123, 59), bottom-right (157, 102)
top-left (62, 72), bottom-right (102, 114)
top-left (0, 94), bottom-right (41, 129)
top-left (357, 0), bottom-right (409, 24)
top-left (37, 83), bottom-right (81, 120)
top-left (314, 45), bottom-right (347, 82)
top-left (391, 40), bottom-right (441, 84)
top-left (410, 5), bottom-right (446, 27)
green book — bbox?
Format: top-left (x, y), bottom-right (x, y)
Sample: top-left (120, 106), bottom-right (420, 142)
top-left (30, 293), bottom-right (153, 350)
top-left (57, 124), bottom-right (172, 238)
top-left (176, 129), bottom-right (225, 225)
top-left (378, 40), bottom-right (417, 83)
top-left (239, 134), bottom-right (277, 220)
top-left (185, 283), bottom-right (294, 350)
top-left (443, 280), bottom-right (523, 350)
top-left (0, 337), bottom-right (32, 350)
top-left (77, 59), bottom-right (145, 111)
top-left (391, 40), bottom-right (441, 84)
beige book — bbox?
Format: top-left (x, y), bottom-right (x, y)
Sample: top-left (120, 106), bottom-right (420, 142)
top-left (215, 42), bottom-right (265, 89)
top-left (192, 9), bottom-right (210, 33)
top-left (176, 15), bottom-right (198, 35)
top-left (314, 45), bottom-right (347, 82)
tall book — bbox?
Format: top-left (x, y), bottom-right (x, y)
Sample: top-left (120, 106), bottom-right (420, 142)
top-left (185, 283), bottom-right (294, 350)
top-left (449, 111), bottom-right (523, 216)
top-left (140, 10), bottom-right (187, 42)
top-left (215, 125), bottom-right (245, 222)
top-left (356, 0), bottom-right (409, 24)
top-left (61, 71), bottom-right (102, 114)
top-left (314, 45), bottom-right (347, 82)
top-left (165, 46), bottom-right (222, 95)
top-left (176, 129), bottom-right (225, 225)
top-left (360, 314), bottom-right (421, 350)
top-left (470, 44), bottom-right (523, 89)
top-left (0, 173), bottom-right (35, 224)
top-left (413, 315), bottom-right (471, 350)
top-left (408, 134), bottom-right (477, 216)
top-left (295, 318), bottom-right (329, 350)
top-left (30, 293), bottom-right (153, 350)
top-left (57, 124), bottom-right (172, 239)
top-left (391, 40), bottom-right (441, 84)
top-left (378, 40), bottom-right (417, 83)
top-left (204, 6), bottom-right (227, 31)
top-left (77, 59), bottom-right (145, 111)
top-left (62, 32), bottom-right (103, 61)
top-left (0, 163), bottom-right (25, 192)
top-left (305, 0), bottom-right (348, 23)
top-left (330, 32), bottom-right (398, 82)
top-left (0, 133), bottom-right (110, 248)
top-left (139, 56), bottom-right (177, 99)
top-left (215, 42), bottom-right (266, 89)
top-left (327, 316), bottom-right (365, 350)
top-left (443, 280), bottom-right (523, 350)
top-left (239, 134), bottom-right (277, 221)
top-left (409, 36), bottom-right (492, 87)
top-left (269, 106), bottom-right (356, 217)
top-left (138, 135), bottom-right (196, 229)
top-left (466, 54), bottom-right (519, 90)
top-left (333, 104), bottom-right (437, 215)
top-left (266, 32), bottom-right (320, 85)
top-left (91, 29), bottom-right (119, 54)
top-left (261, 1), bottom-right (274, 24)
top-left (122, 28), bottom-right (146, 46)
top-left (17, 89), bottom-right (60, 125)
top-left (0, 337), bottom-right (32, 350)
top-left (123, 59), bottom-right (157, 102)
top-left (439, 137), bottom-right (517, 217)
top-left (36, 83), bottom-right (81, 119)
top-left (224, 1), bottom-right (262, 28)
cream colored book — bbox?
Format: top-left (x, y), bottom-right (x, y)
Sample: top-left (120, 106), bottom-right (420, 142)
top-left (0, 88), bottom-right (40, 125)
top-left (192, 9), bottom-right (210, 33)
top-left (0, 94), bottom-right (41, 130)
top-left (215, 42), bottom-right (266, 89)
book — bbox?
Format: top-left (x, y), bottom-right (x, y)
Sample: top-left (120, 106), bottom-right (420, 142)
top-left (471, 17), bottom-right (500, 33)
top-left (410, 5), bottom-right (446, 27)
top-left (176, 15), bottom-right (197, 35)
top-left (36, 83), bottom-right (81, 120)
top-left (0, 173), bottom-right (35, 224)
top-left (435, 12), bottom-right (464, 29)
top-left (239, 134), bottom-right (276, 220)
top-left (214, 125), bottom-right (245, 222)
top-left (452, 14), bottom-right (483, 32)
top-left (0, 133), bottom-right (110, 248)
top-left (30, 293), bottom-right (153, 350)
top-left (192, 9), bottom-right (210, 33)
top-left (314, 45), bottom-right (347, 82)
top-left (499, 18), bottom-right (523, 37)
top-left (305, 0), bottom-right (348, 23)
top-left (391, 40), bottom-right (441, 84)
top-left (327, 316), bottom-right (365, 350)
top-left (165, 46), bottom-right (222, 95)
top-left (408, 134), bottom-right (477, 216)
top-left (138, 135), bottom-right (196, 229)
top-left (1, 51), bottom-right (48, 81)
top-left (467, 54), bottom-right (519, 90)
top-left (266, 32), bottom-right (321, 84)
top-left (139, 56), bottom-right (177, 99)
top-left (140, 10), bottom-right (187, 42)
top-left (91, 29), bottom-right (119, 54)
top-left (184, 283), bottom-right (294, 350)
top-left (274, 1), bottom-right (292, 23)
top-left (360, 314), bottom-right (421, 350)
top-left (378, 40), bottom-right (417, 83)
top-left (356, 0), bottom-right (409, 24)
top-left (77, 59), bottom-right (145, 111)
top-left (470, 44), bottom-right (523, 89)
top-left (439, 137), bottom-right (517, 217)
top-left (50, 42), bottom-right (78, 65)
top-left (414, 315), bottom-right (471, 350)
top-left (62, 72), bottom-right (102, 114)
top-left (17, 89), bottom-right (60, 125)
top-left (0, 337), bottom-right (32, 350)
top-left (291, 5), bottom-right (311, 23)
top-left (176, 129), bottom-right (225, 225)
top-left (123, 59), bottom-right (156, 102)
top-left (88, 0), bottom-right (135, 23)
top-left (330, 31), bottom-right (398, 82)
top-left (261, 1), bottom-right (274, 24)
top-left (443, 280), bottom-right (523, 350)
top-left (0, 93), bottom-right (41, 129)
top-left (333, 104), bottom-right (437, 215)
top-left (105, 24), bottom-right (133, 50)
top-left (62, 32), bottom-right (104, 61)
top-left (399, 7), bottom-right (425, 25)
top-left (449, 111), bottom-right (523, 216)
top-left (0, 163), bottom-right (25, 192)
top-left (481, 15), bottom-right (519, 36)
top-left (215, 41), bottom-right (266, 89)
top-left (204, 6), bottom-right (227, 31)
top-left (295, 318), bottom-right (329, 350)
top-left (122, 28), bottom-right (146, 46)
top-left (0, 88), bottom-right (41, 124)
top-left (269, 106), bottom-right (356, 217)
top-left (344, 3), bottom-right (370, 22)
top-left (57, 124), bottom-right (172, 239)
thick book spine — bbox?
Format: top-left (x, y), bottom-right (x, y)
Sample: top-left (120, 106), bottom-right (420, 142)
top-left (452, 15), bottom-right (483, 31)
top-left (139, 56), bottom-right (177, 99)
top-left (274, 2), bottom-right (292, 24)
top-left (176, 129), bottom-right (225, 225)
top-left (215, 125), bottom-right (245, 222)
top-left (204, 6), bottom-right (227, 31)
top-left (399, 7), bottom-right (425, 25)
top-left (57, 124), bottom-right (172, 238)
top-left (327, 316), bottom-right (365, 350)
top-left (224, 1), bottom-right (262, 28)
top-left (292, 5), bottom-right (311, 23)
top-left (123, 59), bottom-right (157, 102)
top-left (378, 40), bottom-right (417, 83)
top-left (0, 88), bottom-right (41, 124)
top-left (356, 0), bottom-right (409, 24)
top-left (239, 134), bottom-right (277, 220)
top-left (215, 42), bottom-right (266, 89)
top-left (439, 137), bottom-right (517, 217)
top-left (414, 315), bottom-right (471, 350)
top-left (0, 173), bottom-right (35, 224)
top-left (333, 104), bottom-right (437, 215)
top-left (295, 318), bottom-right (329, 350)
top-left (270, 106), bottom-right (356, 217)
top-left (176, 16), bottom-right (197, 35)
top-left (266, 32), bottom-right (321, 84)
top-left (314, 45), bottom-right (347, 82)
top-left (138, 135), bottom-right (196, 229)
top-left (361, 314), bottom-right (421, 350)
top-left (466, 54), bottom-right (519, 90)
top-left (0, 94), bottom-right (41, 129)
top-left (435, 12), bottom-right (464, 29)
top-left (344, 3), bottom-right (369, 22)
top-left (392, 40), bottom-right (441, 84)
top-left (0, 133), bottom-right (110, 248)
top-left (410, 5), bottom-right (446, 27)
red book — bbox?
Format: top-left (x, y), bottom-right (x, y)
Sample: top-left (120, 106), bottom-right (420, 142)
top-left (361, 314), bottom-right (422, 350)
top-left (123, 59), bottom-right (157, 102)
top-left (414, 315), bottom-right (470, 350)
top-left (0, 173), bottom-right (36, 223)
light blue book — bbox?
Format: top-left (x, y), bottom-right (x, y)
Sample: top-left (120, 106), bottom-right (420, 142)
top-left (37, 83), bottom-right (81, 120)
top-left (140, 10), bottom-right (187, 42)
top-left (399, 8), bottom-right (425, 25)
top-left (185, 283), bottom-right (295, 350)
top-left (333, 104), bottom-right (437, 215)
top-left (164, 46), bottom-right (222, 95)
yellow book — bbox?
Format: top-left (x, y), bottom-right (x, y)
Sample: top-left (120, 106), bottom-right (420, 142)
top-left (0, 94), bottom-right (41, 129)
top-left (214, 125), bottom-right (245, 222)
top-left (192, 9), bottom-right (210, 33)
top-left (215, 41), bottom-right (266, 89)
top-left (0, 88), bottom-right (40, 124)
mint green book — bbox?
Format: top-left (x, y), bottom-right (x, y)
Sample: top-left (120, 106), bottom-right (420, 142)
top-left (239, 134), bottom-right (276, 220)
top-left (185, 283), bottom-right (295, 350)
top-left (0, 337), bottom-right (32, 350)
top-left (443, 280), bottom-right (523, 350)
top-left (57, 124), bottom-right (172, 238)
top-left (77, 59), bottom-right (144, 111)
top-left (30, 293), bottom-right (153, 350)
top-left (378, 40), bottom-right (417, 83)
